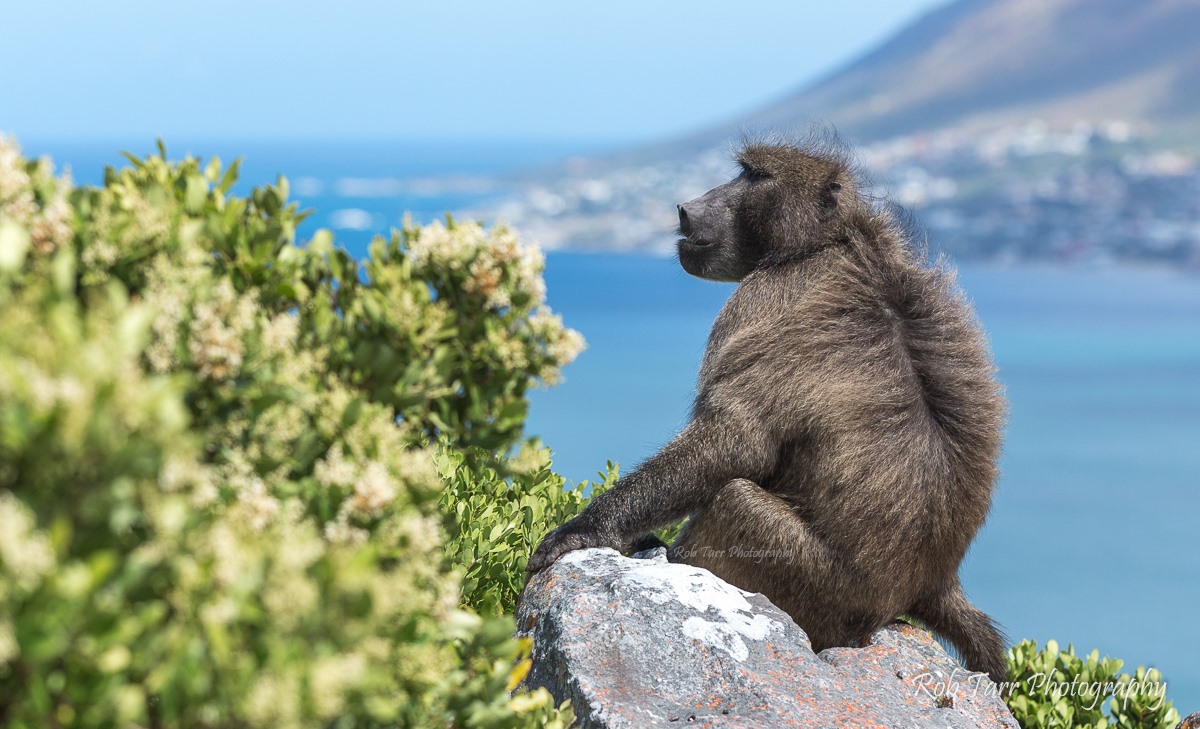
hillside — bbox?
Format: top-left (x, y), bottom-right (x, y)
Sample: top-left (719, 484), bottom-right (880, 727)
top-left (479, 0), bottom-right (1200, 264)
top-left (678, 0), bottom-right (1200, 150)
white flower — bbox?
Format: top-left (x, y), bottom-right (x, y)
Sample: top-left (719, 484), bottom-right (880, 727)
top-left (399, 514), bottom-right (440, 548)
top-left (207, 522), bottom-right (249, 587)
top-left (1, 192), bottom-right (36, 227)
top-left (309, 653), bottom-right (367, 718)
top-left (262, 312), bottom-right (299, 356)
top-left (244, 673), bottom-right (301, 727)
top-left (550, 326), bottom-right (587, 366)
top-left (351, 461), bottom-right (396, 515)
top-left (323, 502), bottom-right (368, 546)
top-left (30, 175), bottom-right (73, 254)
top-left (314, 443), bottom-right (357, 489)
top-left (187, 280), bottom-right (255, 380)
top-left (394, 447), bottom-right (437, 489)
top-left (262, 568), bottom-right (318, 629)
top-left (0, 491), bottom-right (56, 589)
top-left (0, 136), bottom-right (31, 203)
top-left (407, 220), bottom-right (473, 269)
top-left (236, 478), bottom-right (280, 531)
top-left (509, 442), bottom-right (550, 475)
top-left (514, 240), bottom-right (547, 305)
top-left (464, 253), bottom-right (511, 309)
top-left (159, 456), bottom-right (211, 493)
top-left (529, 307), bottom-right (587, 366)
top-left (189, 301), bottom-right (243, 379)
top-left (486, 327), bottom-right (528, 370)
top-left (323, 514), bottom-right (368, 547)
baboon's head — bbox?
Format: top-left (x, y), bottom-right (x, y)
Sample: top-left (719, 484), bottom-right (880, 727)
top-left (676, 143), bottom-right (856, 281)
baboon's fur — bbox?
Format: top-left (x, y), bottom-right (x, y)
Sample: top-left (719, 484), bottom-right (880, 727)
top-left (528, 137), bottom-right (1008, 683)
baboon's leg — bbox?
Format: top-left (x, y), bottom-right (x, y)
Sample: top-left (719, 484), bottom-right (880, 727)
top-left (669, 478), bottom-right (857, 650)
top-left (909, 579), bottom-right (1007, 685)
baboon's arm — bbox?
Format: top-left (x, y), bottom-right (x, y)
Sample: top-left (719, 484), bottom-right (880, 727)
top-left (526, 414), bottom-right (777, 574)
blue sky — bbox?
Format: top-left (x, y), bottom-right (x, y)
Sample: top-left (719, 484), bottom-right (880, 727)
top-left (2, 1), bottom-right (947, 143)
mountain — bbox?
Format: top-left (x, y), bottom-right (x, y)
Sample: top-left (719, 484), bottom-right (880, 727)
top-left (670, 0), bottom-right (1200, 152)
top-left (483, 0), bottom-right (1200, 264)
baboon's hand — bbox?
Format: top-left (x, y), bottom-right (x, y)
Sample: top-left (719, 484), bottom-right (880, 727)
top-left (526, 522), bottom-right (619, 576)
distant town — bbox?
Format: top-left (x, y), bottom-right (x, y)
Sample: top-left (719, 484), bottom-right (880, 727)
top-left (479, 120), bottom-right (1200, 267)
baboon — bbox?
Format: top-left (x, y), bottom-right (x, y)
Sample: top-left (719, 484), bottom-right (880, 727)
top-left (526, 137), bottom-right (1008, 683)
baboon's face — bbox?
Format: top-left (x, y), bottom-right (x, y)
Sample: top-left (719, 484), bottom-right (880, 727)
top-left (676, 173), bottom-right (759, 282)
top-left (676, 144), bottom-right (846, 282)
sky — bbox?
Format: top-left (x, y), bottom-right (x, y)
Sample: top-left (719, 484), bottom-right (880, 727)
top-left (2, 0), bottom-right (949, 145)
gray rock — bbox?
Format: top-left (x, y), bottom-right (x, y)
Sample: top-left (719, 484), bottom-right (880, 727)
top-left (517, 548), bottom-right (1018, 728)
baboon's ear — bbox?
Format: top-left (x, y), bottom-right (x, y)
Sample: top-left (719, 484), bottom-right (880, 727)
top-left (819, 181), bottom-right (842, 220)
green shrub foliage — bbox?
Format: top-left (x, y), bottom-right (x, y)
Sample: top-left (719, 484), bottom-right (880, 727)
top-left (1003, 640), bottom-right (1181, 729)
top-left (0, 136), bottom-right (579, 727)
top-left (439, 446), bottom-right (617, 617)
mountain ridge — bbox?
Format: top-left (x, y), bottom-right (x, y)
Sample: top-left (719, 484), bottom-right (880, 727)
top-left (628, 0), bottom-right (1200, 161)
top-left (485, 0), bottom-right (1200, 264)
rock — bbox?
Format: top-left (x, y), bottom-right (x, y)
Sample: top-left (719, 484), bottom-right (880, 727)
top-left (517, 547), bottom-right (1018, 728)
top-left (1179, 711), bottom-right (1200, 729)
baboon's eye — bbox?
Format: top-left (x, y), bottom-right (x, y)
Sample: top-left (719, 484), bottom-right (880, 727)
top-left (741, 167), bottom-right (771, 182)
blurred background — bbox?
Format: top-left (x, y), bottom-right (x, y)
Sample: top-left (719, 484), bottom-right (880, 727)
top-left (4, 0), bottom-right (1198, 712)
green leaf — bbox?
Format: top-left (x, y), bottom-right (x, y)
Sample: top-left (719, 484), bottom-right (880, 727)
top-left (184, 173), bottom-right (207, 213)
top-left (219, 157), bottom-right (242, 193)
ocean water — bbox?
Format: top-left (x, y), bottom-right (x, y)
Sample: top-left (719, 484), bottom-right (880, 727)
top-left (529, 255), bottom-right (1200, 713)
top-left (26, 139), bottom-right (1200, 713)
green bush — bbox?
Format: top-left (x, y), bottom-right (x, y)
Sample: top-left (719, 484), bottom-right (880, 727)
top-left (0, 136), bottom-right (582, 727)
top-left (1003, 640), bottom-right (1181, 729)
top-left (439, 445), bottom-right (617, 617)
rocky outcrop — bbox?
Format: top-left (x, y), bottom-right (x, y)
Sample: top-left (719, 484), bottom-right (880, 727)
top-left (517, 547), bottom-right (1018, 728)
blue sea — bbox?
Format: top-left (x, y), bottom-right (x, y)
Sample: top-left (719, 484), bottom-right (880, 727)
top-left (28, 138), bottom-right (1200, 714)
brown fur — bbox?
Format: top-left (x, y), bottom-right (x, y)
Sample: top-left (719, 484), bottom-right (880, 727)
top-left (528, 137), bottom-right (1008, 683)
